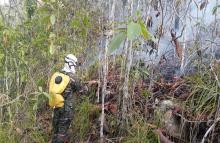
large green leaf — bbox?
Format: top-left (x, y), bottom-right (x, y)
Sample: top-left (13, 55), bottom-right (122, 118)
top-left (127, 22), bottom-right (141, 40)
top-left (138, 20), bottom-right (151, 40)
top-left (109, 32), bottom-right (126, 52)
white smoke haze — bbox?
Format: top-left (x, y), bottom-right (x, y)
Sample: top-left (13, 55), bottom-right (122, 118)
top-left (0, 0), bottom-right (9, 6)
top-left (1, 0), bottom-right (219, 75)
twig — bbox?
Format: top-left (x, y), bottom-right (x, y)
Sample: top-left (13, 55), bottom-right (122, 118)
top-left (156, 0), bottom-right (164, 48)
top-left (201, 117), bottom-right (220, 143)
top-left (100, 0), bottom-right (115, 142)
top-left (205, 39), bottom-right (220, 46)
top-left (175, 113), bottom-right (212, 123)
top-left (171, 25), bottom-right (186, 41)
top-left (96, 80), bottom-right (100, 103)
top-left (0, 95), bottom-right (24, 107)
top-left (170, 28), bottom-right (185, 59)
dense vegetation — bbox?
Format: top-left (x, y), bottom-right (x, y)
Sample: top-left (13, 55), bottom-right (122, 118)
top-left (0, 0), bottom-right (220, 143)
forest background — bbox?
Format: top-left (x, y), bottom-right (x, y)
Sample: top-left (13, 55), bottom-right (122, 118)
top-left (0, 0), bottom-right (220, 142)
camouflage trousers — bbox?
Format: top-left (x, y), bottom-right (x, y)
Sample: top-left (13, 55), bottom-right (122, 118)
top-left (52, 104), bottom-right (73, 143)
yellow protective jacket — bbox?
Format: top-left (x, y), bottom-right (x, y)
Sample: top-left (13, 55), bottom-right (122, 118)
top-left (48, 72), bottom-right (70, 108)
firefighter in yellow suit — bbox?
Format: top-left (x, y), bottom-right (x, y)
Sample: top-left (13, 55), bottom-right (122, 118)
top-left (49, 54), bottom-right (83, 143)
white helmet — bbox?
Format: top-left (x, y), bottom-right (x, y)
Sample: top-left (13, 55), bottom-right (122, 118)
top-left (62, 54), bottom-right (78, 74)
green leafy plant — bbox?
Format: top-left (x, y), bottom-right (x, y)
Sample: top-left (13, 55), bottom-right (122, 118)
top-left (109, 13), bottom-right (155, 53)
top-left (184, 68), bottom-right (220, 120)
top-left (72, 98), bottom-right (100, 141)
top-left (123, 117), bottom-right (160, 143)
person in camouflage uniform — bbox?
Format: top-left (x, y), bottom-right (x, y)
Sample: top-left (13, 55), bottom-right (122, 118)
top-left (49, 54), bottom-right (89, 143)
